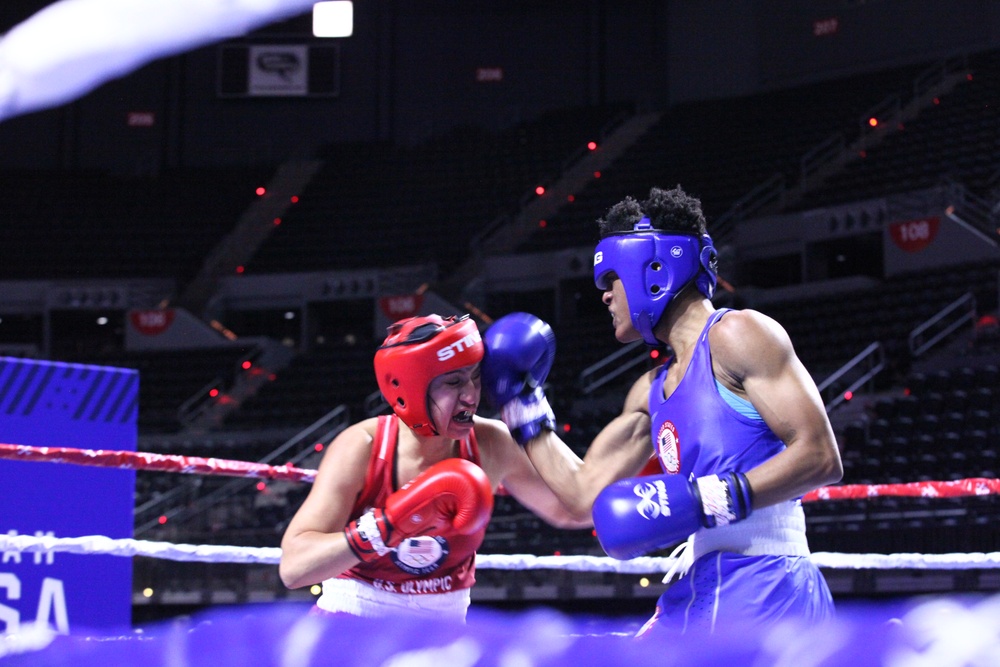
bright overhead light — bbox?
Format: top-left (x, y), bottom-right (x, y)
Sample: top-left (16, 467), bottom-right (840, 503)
top-left (313, 2), bottom-right (353, 38)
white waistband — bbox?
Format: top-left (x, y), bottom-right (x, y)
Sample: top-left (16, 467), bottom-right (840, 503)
top-left (692, 501), bottom-right (810, 560)
top-left (315, 578), bottom-right (471, 622)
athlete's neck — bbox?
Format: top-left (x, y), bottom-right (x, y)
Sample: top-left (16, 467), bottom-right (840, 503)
top-left (657, 293), bottom-right (715, 358)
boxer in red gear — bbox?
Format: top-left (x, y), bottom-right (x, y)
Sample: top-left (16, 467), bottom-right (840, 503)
top-left (280, 314), bottom-right (586, 622)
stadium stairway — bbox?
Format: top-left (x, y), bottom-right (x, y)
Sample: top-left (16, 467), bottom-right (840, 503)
top-left (435, 110), bottom-right (663, 303)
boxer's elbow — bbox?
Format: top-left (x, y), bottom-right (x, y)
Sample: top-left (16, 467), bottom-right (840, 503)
top-left (278, 558), bottom-right (305, 590)
top-left (277, 536), bottom-right (314, 590)
top-left (815, 442), bottom-right (844, 488)
top-left (524, 494), bottom-right (594, 530)
top-left (549, 496), bottom-right (598, 529)
top-left (547, 509), bottom-right (594, 530)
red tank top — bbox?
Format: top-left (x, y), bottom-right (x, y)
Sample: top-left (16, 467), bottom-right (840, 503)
top-left (338, 415), bottom-right (486, 595)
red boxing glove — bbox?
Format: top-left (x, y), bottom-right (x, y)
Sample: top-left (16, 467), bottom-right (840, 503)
top-left (345, 458), bottom-right (494, 562)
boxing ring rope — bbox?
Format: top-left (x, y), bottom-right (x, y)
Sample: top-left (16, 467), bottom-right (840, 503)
top-left (4, 533), bottom-right (1000, 573)
top-left (4, 442), bottom-right (999, 499)
top-left (3, 442), bottom-right (1000, 573)
top-left (0, 443), bottom-right (317, 483)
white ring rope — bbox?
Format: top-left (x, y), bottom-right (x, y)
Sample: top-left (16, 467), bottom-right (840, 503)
top-left (4, 533), bottom-right (1000, 572)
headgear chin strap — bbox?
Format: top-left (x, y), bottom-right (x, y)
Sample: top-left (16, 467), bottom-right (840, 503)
top-left (374, 314), bottom-right (484, 436)
top-left (593, 218), bottom-right (717, 345)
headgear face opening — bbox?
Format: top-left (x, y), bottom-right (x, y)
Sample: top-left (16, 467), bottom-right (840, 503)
top-left (593, 218), bottom-right (717, 345)
top-left (374, 314), bottom-right (484, 436)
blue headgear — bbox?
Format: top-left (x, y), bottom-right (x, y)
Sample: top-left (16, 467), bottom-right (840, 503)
top-left (593, 218), bottom-right (717, 345)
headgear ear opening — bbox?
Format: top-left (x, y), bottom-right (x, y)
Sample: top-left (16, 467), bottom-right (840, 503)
top-left (593, 220), bottom-right (717, 345)
top-left (373, 314), bottom-right (484, 436)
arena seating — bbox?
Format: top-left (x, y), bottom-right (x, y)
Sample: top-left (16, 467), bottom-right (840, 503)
top-left (755, 259), bottom-right (1000, 377)
top-left (0, 167), bottom-right (273, 285)
top-left (512, 60), bottom-right (938, 254)
top-left (245, 105), bottom-right (630, 276)
top-left (796, 49), bottom-right (1000, 210)
top-left (219, 339), bottom-right (378, 431)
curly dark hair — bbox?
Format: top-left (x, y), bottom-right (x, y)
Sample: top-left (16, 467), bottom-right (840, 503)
top-left (597, 185), bottom-right (707, 238)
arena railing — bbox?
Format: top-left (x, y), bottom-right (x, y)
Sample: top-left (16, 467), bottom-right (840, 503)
top-left (909, 292), bottom-right (977, 358)
top-left (134, 405), bottom-right (350, 535)
top-left (578, 340), bottom-right (646, 395)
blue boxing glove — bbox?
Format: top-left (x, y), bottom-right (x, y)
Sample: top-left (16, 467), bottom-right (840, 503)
top-left (482, 312), bottom-right (558, 445)
top-left (593, 471), bottom-right (753, 560)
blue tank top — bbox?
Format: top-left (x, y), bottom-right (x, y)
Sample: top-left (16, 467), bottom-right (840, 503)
top-left (649, 309), bottom-right (785, 477)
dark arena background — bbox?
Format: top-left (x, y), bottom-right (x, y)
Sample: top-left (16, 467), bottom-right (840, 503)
top-left (1, 0), bottom-right (1000, 664)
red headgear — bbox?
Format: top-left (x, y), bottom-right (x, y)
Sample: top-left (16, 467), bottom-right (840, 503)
top-left (374, 314), bottom-right (484, 436)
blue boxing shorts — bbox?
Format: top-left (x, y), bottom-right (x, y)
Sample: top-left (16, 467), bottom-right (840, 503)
top-left (636, 552), bottom-right (834, 638)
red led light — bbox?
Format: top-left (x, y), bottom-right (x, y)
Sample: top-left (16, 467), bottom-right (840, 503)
top-left (562, 423), bottom-right (571, 433)
top-left (209, 388), bottom-right (219, 397)
top-left (236, 265), bottom-right (245, 274)
top-left (650, 349), bottom-right (660, 359)
top-left (158, 515), bottom-right (167, 525)
top-left (593, 171), bottom-right (601, 179)
top-left (242, 361), bottom-right (252, 370)
top-left (567, 195), bottom-right (575, 202)
top-left (273, 218), bottom-right (282, 226)
top-left (290, 195), bottom-right (299, 203)
top-left (843, 390), bottom-right (853, 401)
top-left (587, 141), bottom-right (597, 150)
top-left (535, 186), bottom-right (545, 196)
top-left (539, 219), bottom-right (547, 228)
top-left (314, 443), bottom-right (324, 452)
top-left (255, 187), bottom-right (266, 196)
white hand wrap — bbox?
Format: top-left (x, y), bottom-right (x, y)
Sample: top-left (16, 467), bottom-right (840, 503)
top-left (695, 474), bottom-right (739, 527)
top-left (500, 390), bottom-right (553, 430)
top-left (499, 386), bottom-right (556, 445)
top-left (357, 510), bottom-right (389, 556)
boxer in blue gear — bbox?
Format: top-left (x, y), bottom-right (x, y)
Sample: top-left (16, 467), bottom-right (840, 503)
top-left (628, 307), bottom-right (834, 636)
top-left (483, 185), bottom-right (842, 636)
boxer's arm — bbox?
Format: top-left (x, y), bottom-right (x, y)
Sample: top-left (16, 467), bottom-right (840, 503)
top-left (474, 416), bottom-right (591, 529)
top-left (709, 310), bottom-right (843, 508)
top-left (279, 420), bottom-right (373, 590)
top-left (521, 372), bottom-right (655, 522)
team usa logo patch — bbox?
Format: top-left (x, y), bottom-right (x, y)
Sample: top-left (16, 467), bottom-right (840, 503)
top-left (391, 535), bottom-right (450, 576)
top-left (656, 421), bottom-right (681, 474)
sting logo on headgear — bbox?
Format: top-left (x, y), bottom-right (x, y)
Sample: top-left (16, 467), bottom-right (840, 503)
top-left (436, 329), bottom-right (483, 362)
top-left (594, 218), bottom-right (717, 345)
